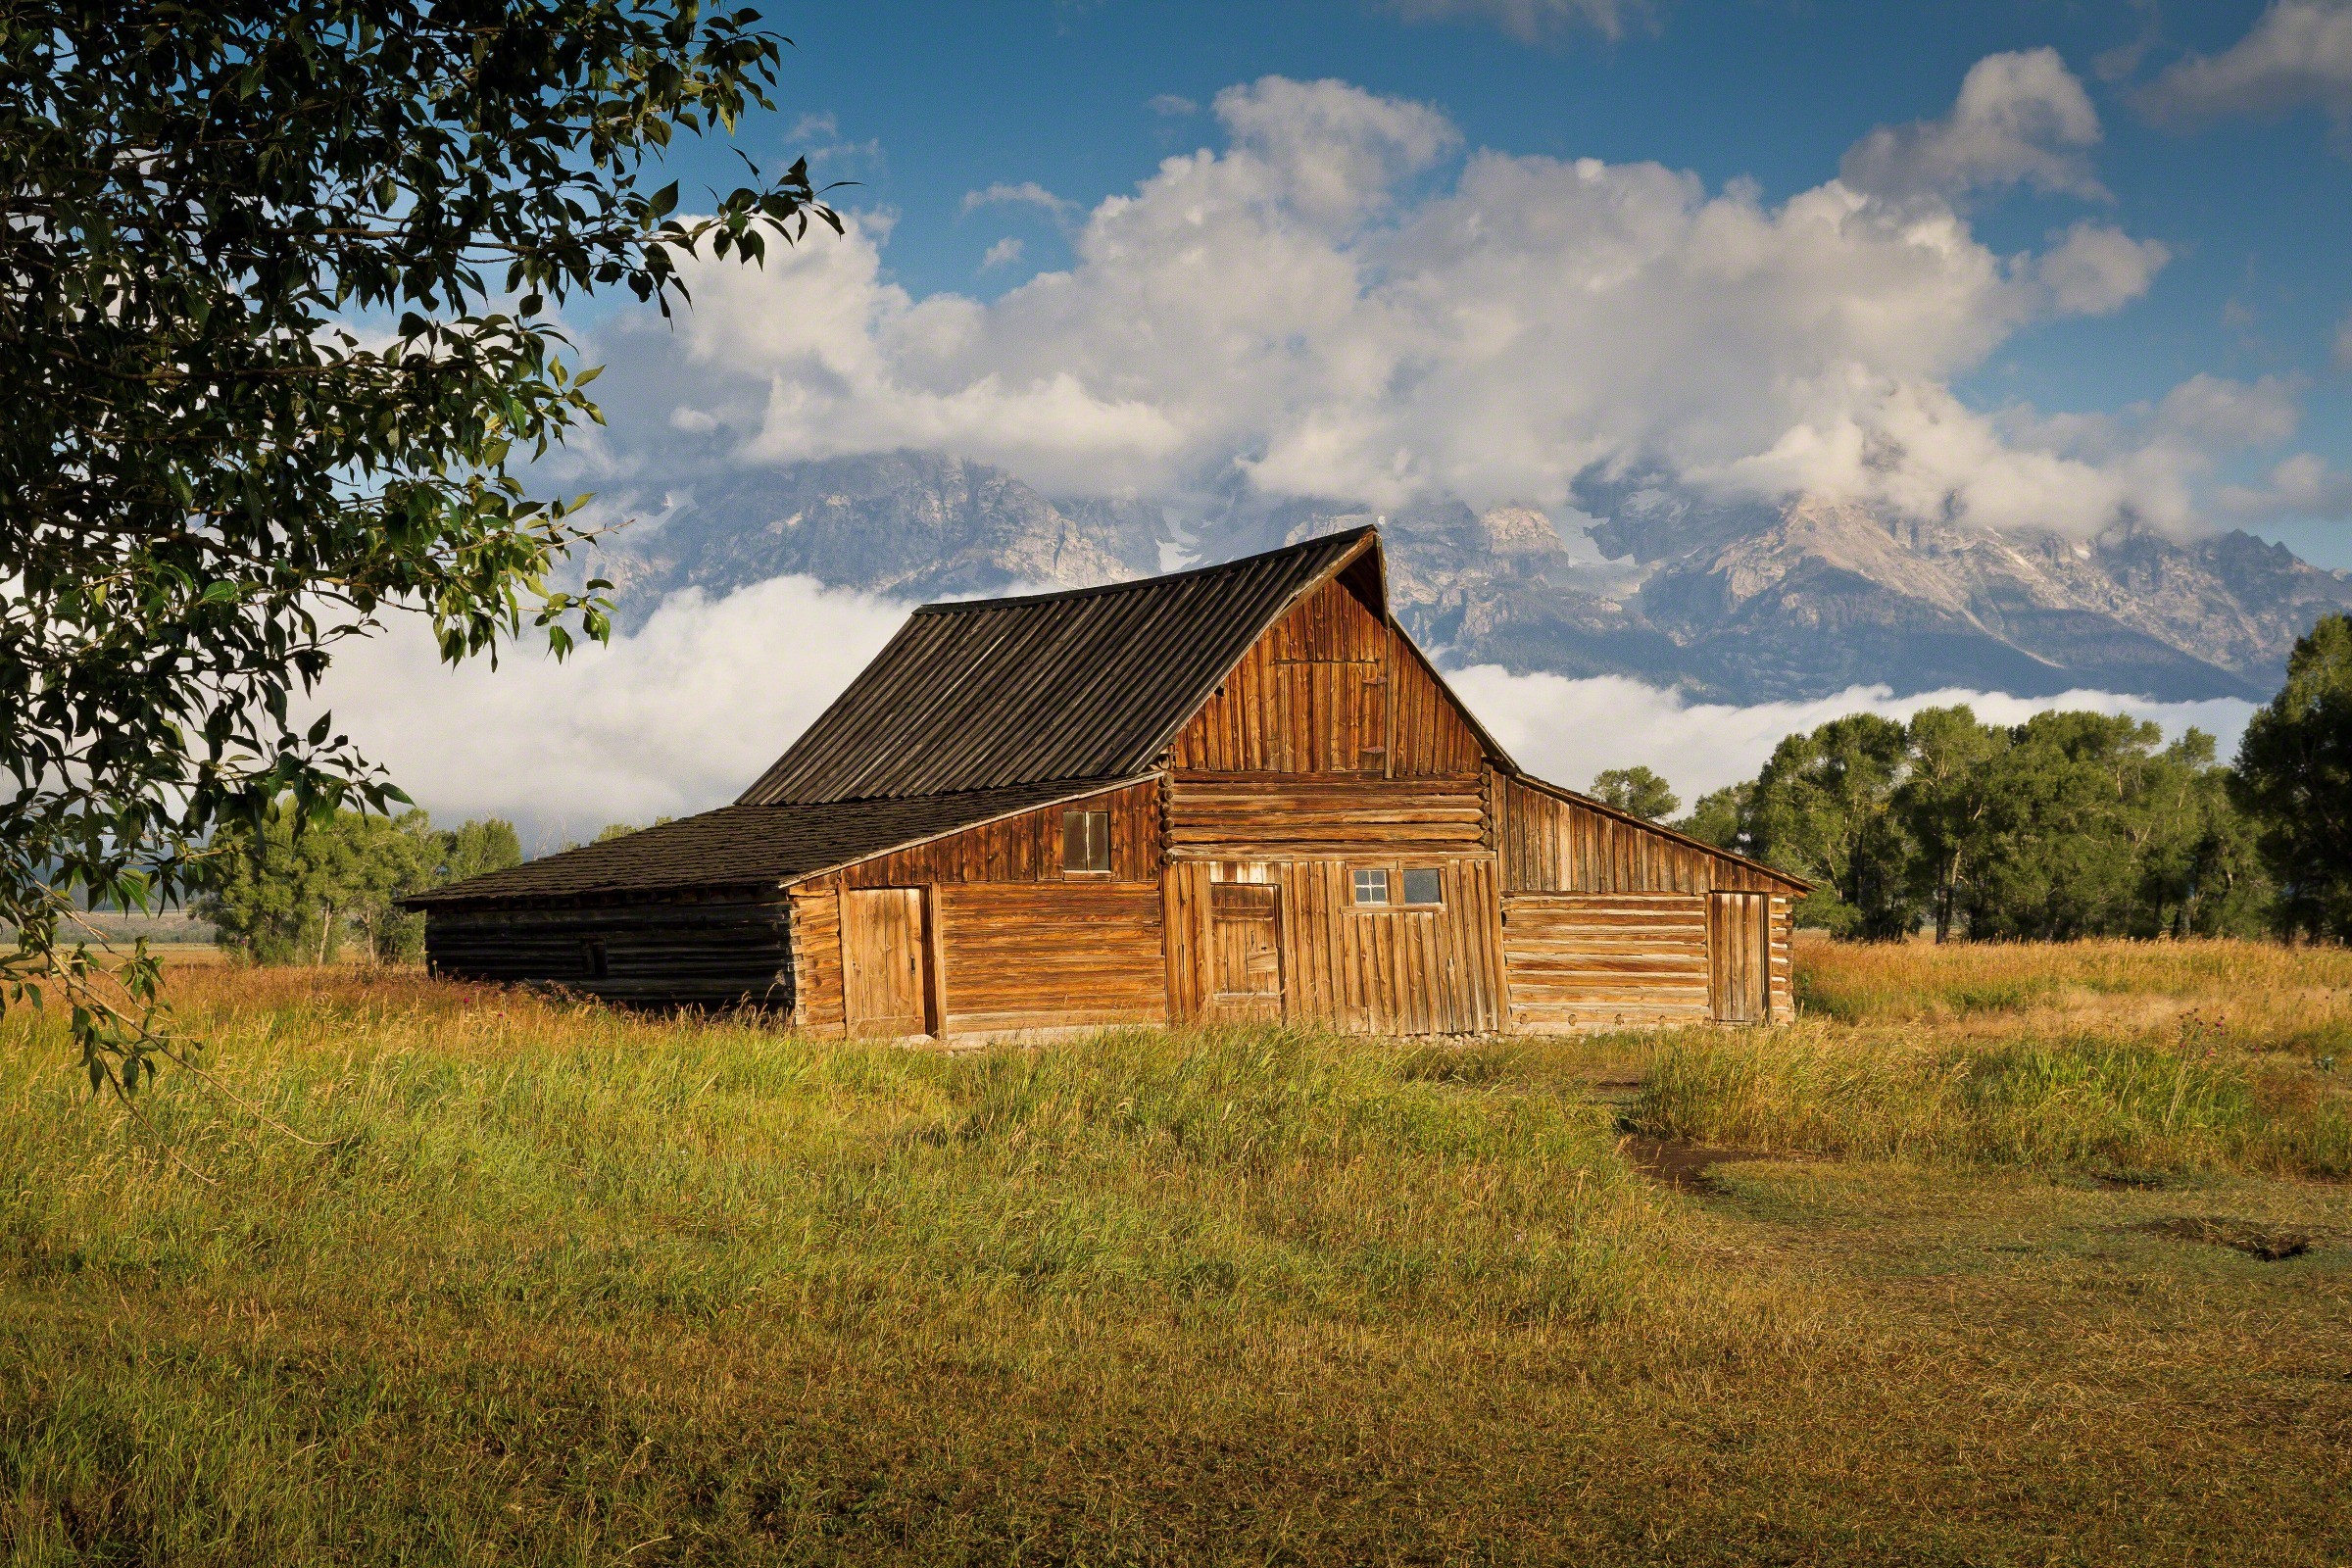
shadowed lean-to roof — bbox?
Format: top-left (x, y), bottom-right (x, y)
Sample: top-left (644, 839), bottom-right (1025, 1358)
top-left (406, 778), bottom-right (1151, 907)
top-left (736, 527), bottom-right (1379, 806)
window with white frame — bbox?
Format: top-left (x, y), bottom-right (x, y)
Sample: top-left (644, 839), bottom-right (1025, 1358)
top-left (1351, 867), bottom-right (1392, 906)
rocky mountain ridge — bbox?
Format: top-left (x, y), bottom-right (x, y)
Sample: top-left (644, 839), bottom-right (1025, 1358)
top-left (578, 451), bottom-right (2352, 705)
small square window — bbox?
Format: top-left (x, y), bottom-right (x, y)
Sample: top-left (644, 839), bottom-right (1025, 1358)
top-left (1061, 808), bottom-right (1111, 873)
top-left (1401, 867), bottom-right (1444, 906)
top-left (1352, 867), bottom-right (1392, 906)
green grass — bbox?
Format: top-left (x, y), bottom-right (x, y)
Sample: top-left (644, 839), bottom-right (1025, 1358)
top-left (3, 956), bottom-right (2350, 1564)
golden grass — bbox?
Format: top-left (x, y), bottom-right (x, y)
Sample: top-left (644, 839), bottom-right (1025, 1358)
top-left (2, 951), bottom-right (2348, 1565)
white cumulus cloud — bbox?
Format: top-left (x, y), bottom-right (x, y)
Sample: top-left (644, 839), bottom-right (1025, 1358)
top-left (1840, 48), bottom-right (2108, 200)
top-left (2139, 1), bottom-right (2352, 125)
top-left (576, 68), bottom-right (2207, 542)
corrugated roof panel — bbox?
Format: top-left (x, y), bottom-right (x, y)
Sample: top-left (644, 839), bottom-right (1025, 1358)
top-left (736, 528), bottom-right (1376, 805)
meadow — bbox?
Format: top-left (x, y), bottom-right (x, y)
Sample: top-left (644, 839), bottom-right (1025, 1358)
top-left (2, 941), bottom-right (2347, 1566)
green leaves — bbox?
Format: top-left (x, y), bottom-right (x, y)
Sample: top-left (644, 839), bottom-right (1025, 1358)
top-left (0, 0), bottom-right (836, 1095)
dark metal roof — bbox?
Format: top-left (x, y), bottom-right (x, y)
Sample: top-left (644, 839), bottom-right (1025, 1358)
top-left (737, 527), bottom-right (1379, 805)
top-left (406, 778), bottom-right (1148, 907)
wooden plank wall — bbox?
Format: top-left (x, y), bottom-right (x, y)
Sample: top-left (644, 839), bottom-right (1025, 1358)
top-left (1386, 629), bottom-right (1488, 776)
top-left (789, 781), bottom-right (1168, 1039)
top-left (935, 882), bottom-right (1168, 1036)
top-left (1500, 778), bottom-right (1793, 895)
top-left (424, 894), bottom-right (793, 1009)
top-left (1168, 576), bottom-right (1493, 779)
top-left (1166, 858), bottom-right (1502, 1035)
top-left (1768, 896), bottom-right (1795, 1020)
top-left (1500, 893), bottom-right (1711, 1031)
top-left (830, 780), bottom-right (1160, 888)
top-left (1165, 776), bottom-right (1485, 859)
top-left (1170, 577), bottom-right (1388, 773)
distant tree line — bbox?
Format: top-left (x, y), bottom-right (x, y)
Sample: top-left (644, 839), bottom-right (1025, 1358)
top-left (1636, 613), bottom-right (2352, 943)
top-left (193, 809), bottom-right (522, 965)
top-left (191, 809), bottom-right (678, 965)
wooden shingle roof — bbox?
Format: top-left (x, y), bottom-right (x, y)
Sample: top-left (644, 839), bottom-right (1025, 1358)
top-left (736, 527), bottom-right (1378, 806)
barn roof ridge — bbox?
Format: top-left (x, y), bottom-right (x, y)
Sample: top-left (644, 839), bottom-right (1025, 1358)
top-left (903, 524), bottom-right (1381, 615)
top-left (734, 525), bottom-right (1382, 806)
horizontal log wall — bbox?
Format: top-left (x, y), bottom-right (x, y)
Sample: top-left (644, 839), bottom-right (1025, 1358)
top-left (425, 895), bottom-right (793, 1009)
top-left (936, 882), bottom-right (1168, 1036)
top-left (1501, 893), bottom-right (1711, 1032)
top-left (1768, 896), bottom-right (1795, 1020)
top-left (830, 779), bottom-right (1160, 887)
top-left (790, 887), bottom-right (846, 1035)
top-left (1165, 775), bottom-right (1487, 859)
top-left (1501, 778), bottom-right (1793, 896)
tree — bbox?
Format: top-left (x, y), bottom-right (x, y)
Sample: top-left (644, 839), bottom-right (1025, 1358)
top-left (1744, 714), bottom-right (1917, 938)
top-left (1892, 706), bottom-right (2006, 943)
top-left (1, 2), bottom-right (835, 1094)
top-left (197, 806), bottom-right (520, 963)
top-left (1673, 782), bottom-right (1752, 853)
top-left (2232, 613), bottom-right (2352, 939)
top-left (1590, 766), bottom-right (1680, 821)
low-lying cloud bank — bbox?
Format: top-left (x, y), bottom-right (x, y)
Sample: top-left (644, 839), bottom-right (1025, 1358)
top-left (313, 576), bottom-right (2257, 849)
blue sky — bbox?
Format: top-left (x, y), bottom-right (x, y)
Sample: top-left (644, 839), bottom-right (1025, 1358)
top-left (598, 0), bottom-right (2352, 561)
top-left (322, 2), bottom-right (2352, 839)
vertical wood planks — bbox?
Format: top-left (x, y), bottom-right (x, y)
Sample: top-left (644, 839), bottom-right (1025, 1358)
top-left (842, 887), bottom-right (928, 1037)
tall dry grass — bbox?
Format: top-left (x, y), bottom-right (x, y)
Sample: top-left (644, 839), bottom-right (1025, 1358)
top-left (1632, 937), bottom-right (2352, 1178)
top-left (0, 952), bottom-right (2346, 1565)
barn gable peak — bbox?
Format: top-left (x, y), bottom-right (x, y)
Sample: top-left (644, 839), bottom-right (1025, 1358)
top-left (737, 525), bottom-right (1415, 806)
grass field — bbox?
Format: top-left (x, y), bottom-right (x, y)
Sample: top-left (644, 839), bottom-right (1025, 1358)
top-left (3, 941), bottom-right (2348, 1565)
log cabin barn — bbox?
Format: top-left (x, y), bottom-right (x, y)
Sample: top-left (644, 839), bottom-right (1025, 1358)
top-left (410, 527), bottom-right (1806, 1038)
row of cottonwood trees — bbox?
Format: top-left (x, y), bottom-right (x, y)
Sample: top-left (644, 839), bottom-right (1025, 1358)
top-left (193, 812), bottom-right (672, 965)
top-left (1635, 614), bottom-right (2352, 943)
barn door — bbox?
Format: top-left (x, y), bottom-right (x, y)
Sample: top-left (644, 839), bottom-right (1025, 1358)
top-left (1207, 883), bottom-right (1285, 1022)
top-left (1709, 892), bottom-right (1770, 1024)
top-left (843, 888), bottom-right (934, 1037)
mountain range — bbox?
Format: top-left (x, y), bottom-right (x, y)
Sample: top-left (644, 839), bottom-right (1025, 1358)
top-left (573, 451), bottom-right (2352, 706)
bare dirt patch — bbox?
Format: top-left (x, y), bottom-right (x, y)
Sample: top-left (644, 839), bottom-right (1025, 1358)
top-left (1620, 1136), bottom-right (1786, 1193)
top-left (2134, 1216), bottom-right (2318, 1261)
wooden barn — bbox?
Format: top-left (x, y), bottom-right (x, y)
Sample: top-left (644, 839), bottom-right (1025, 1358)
top-left (411, 526), bottom-right (1806, 1037)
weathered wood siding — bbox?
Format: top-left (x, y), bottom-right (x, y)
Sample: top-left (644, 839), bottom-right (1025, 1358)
top-left (1500, 778), bottom-right (1792, 895)
top-left (829, 779), bottom-right (1160, 887)
top-left (1165, 775), bottom-right (1486, 858)
top-left (1500, 893), bottom-right (1710, 1030)
top-left (935, 882), bottom-right (1168, 1036)
top-left (1168, 576), bottom-right (1486, 779)
top-left (789, 780), bottom-right (1169, 1040)
top-left (424, 894), bottom-right (793, 1009)
top-left (1385, 628), bottom-right (1487, 777)
top-left (1166, 858), bottom-right (1502, 1036)
top-left (1768, 895), bottom-right (1794, 1019)
top-left (1171, 576), bottom-right (1388, 773)
top-left (1500, 890), bottom-right (1800, 1031)
top-left (789, 887), bottom-right (846, 1035)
